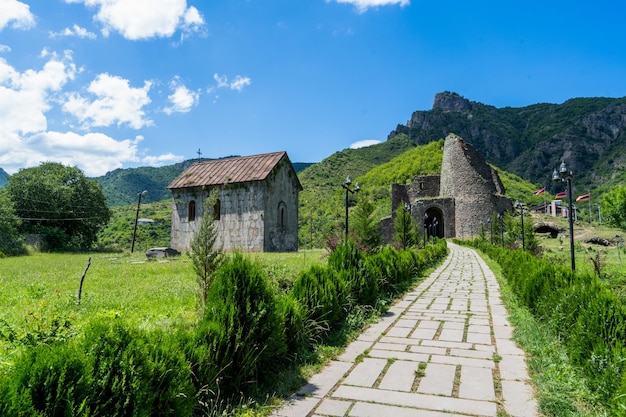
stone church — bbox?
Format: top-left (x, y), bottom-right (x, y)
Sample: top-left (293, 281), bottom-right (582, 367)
top-left (167, 151), bottom-right (302, 252)
top-left (384, 133), bottom-right (512, 240)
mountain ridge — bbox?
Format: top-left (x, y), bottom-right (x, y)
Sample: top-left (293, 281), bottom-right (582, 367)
top-left (390, 91), bottom-right (626, 195)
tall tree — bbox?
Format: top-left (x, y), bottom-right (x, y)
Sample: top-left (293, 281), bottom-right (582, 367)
top-left (601, 186), bottom-right (626, 231)
top-left (6, 162), bottom-right (110, 250)
top-left (0, 190), bottom-right (24, 255)
top-left (393, 205), bottom-right (417, 249)
top-left (351, 195), bottom-right (381, 253)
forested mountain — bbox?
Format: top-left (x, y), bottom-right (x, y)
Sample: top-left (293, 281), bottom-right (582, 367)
top-left (390, 91), bottom-right (626, 195)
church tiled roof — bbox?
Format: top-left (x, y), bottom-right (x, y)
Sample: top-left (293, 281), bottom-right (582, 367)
top-left (167, 151), bottom-right (301, 190)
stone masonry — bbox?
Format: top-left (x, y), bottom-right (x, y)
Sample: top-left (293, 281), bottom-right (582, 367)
top-left (383, 133), bottom-right (512, 241)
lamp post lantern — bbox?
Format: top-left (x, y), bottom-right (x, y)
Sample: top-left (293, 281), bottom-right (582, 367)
top-left (341, 175), bottom-right (360, 242)
top-left (553, 162), bottom-right (575, 271)
top-left (131, 190), bottom-right (148, 253)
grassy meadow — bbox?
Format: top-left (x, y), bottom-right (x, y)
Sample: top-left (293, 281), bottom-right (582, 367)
top-left (0, 250), bottom-right (326, 370)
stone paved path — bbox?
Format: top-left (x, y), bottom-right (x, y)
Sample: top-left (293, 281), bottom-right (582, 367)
top-left (271, 242), bottom-right (538, 417)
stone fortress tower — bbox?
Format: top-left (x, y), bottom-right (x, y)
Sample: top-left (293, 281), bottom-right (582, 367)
top-left (384, 133), bottom-right (512, 240)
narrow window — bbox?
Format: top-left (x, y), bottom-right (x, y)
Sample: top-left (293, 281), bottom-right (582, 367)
top-left (188, 200), bottom-right (196, 221)
top-left (214, 199), bottom-right (221, 220)
top-left (277, 201), bottom-right (287, 229)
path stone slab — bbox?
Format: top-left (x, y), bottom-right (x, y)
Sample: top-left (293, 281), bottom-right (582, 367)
top-left (501, 380), bottom-right (538, 417)
top-left (314, 399), bottom-right (352, 416)
top-left (378, 360), bottom-right (417, 391)
top-left (342, 358), bottom-right (388, 387)
top-left (459, 366), bottom-right (495, 401)
top-left (417, 363), bottom-right (456, 396)
top-left (298, 361), bottom-right (353, 397)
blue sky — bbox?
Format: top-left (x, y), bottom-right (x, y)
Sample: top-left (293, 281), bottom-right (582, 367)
top-left (1, 0), bottom-right (625, 177)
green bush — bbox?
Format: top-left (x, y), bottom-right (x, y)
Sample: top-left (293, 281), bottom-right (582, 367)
top-left (292, 265), bottom-right (349, 327)
top-left (276, 294), bottom-right (310, 356)
top-left (200, 253), bottom-right (286, 395)
top-left (327, 240), bottom-right (362, 271)
top-left (0, 319), bottom-right (195, 417)
top-left (0, 343), bottom-right (90, 417)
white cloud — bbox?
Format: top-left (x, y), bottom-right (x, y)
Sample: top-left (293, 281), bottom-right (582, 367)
top-left (0, 45), bottom-right (11, 53)
top-left (0, 51), bottom-right (181, 176)
top-left (141, 153), bottom-right (183, 167)
top-left (63, 73), bottom-right (153, 129)
top-left (0, 51), bottom-right (77, 135)
top-left (65, 0), bottom-right (206, 40)
top-left (212, 73), bottom-right (251, 92)
top-left (349, 139), bottom-right (381, 149)
top-left (164, 78), bottom-right (200, 115)
top-left (49, 24), bottom-right (97, 39)
top-left (230, 75), bottom-right (251, 92)
top-left (330, 0), bottom-right (410, 13)
top-left (0, 0), bottom-right (35, 31)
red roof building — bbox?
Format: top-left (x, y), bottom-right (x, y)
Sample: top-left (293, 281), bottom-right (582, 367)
top-left (168, 151), bottom-right (302, 252)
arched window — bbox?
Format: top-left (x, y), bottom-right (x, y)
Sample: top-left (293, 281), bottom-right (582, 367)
top-left (188, 200), bottom-right (196, 222)
top-left (277, 201), bottom-right (287, 229)
top-left (213, 199), bottom-right (221, 220)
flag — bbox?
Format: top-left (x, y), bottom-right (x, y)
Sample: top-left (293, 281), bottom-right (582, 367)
top-left (533, 187), bottom-right (545, 195)
top-left (555, 191), bottom-right (567, 199)
top-left (576, 193), bottom-right (590, 202)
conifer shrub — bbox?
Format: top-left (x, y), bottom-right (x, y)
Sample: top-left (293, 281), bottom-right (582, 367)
top-left (292, 265), bottom-right (349, 328)
top-left (276, 294), bottom-right (310, 356)
top-left (0, 343), bottom-right (90, 417)
top-left (327, 240), bottom-right (362, 271)
top-left (200, 253), bottom-right (286, 395)
top-left (83, 319), bottom-right (194, 417)
top-left (368, 245), bottom-right (402, 293)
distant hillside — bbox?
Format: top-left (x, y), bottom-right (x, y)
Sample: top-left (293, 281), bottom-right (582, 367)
top-left (389, 91), bottom-right (626, 195)
top-left (0, 167), bottom-right (8, 188)
top-left (94, 158), bottom-right (313, 207)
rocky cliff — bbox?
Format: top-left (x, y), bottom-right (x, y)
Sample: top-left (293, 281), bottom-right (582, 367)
top-left (389, 92), bottom-right (626, 194)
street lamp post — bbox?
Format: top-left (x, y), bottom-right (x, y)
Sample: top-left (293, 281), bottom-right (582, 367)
top-left (402, 202), bottom-right (411, 249)
top-left (131, 190), bottom-right (148, 253)
top-left (515, 200), bottom-right (525, 251)
top-left (553, 162), bottom-right (575, 271)
top-left (341, 176), bottom-right (360, 242)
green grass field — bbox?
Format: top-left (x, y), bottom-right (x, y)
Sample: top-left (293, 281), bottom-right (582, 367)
top-left (0, 250), bottom-right (326, 369)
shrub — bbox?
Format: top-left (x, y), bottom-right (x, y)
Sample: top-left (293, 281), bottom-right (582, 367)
top-left (0, 343), bottom-right (90, 417)
top-left (292, 265), bottom-right (349, 328)
top-left (200, 253), bottom-right (286, 395)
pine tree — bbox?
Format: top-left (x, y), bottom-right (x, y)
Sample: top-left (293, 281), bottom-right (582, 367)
top-left (189, 192), bottom-right (224, 311)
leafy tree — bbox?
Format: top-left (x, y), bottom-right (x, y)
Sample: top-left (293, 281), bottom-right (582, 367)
top-left (189, 193), bottom-right (224, 310)
top-left (0, 189), bottom-right (25, 255)
top-left (351, 194), bottom-right (381, 253)
top-left (6, 162), bottom-right (110, 250)
top-left (601, 185), bottom-right (626, 230)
